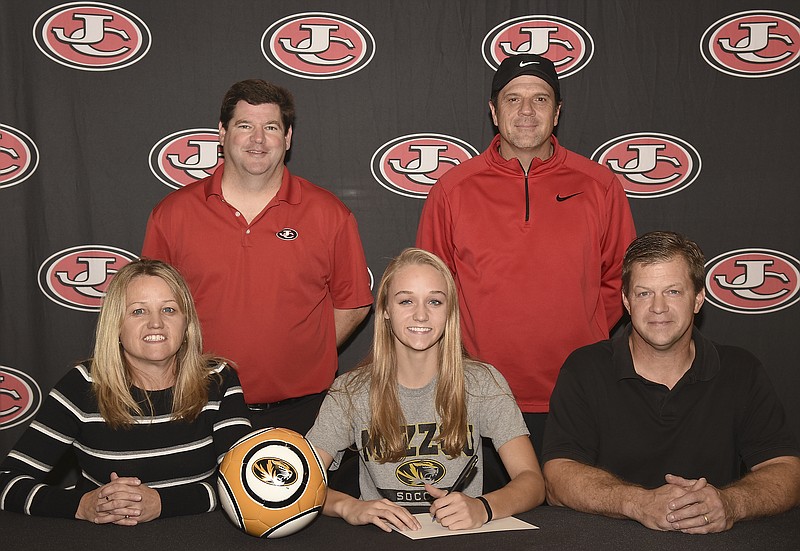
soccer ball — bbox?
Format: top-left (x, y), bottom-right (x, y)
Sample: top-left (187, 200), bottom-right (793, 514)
top-left (218, 427), bottom-right (328, 538)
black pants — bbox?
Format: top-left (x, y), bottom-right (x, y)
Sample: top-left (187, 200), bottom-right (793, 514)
top-left (246, 392), bottom-right (326, 435)
top-left (482, 412), bottom-right (548, 493)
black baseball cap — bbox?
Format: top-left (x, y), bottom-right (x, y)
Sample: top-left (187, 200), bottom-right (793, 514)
top-left (491, 54), bottom-right (561, 102)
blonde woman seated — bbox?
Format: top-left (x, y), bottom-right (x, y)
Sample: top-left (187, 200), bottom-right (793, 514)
top-left (307, 248), bottom-right (544, 531)
top-left (0, 259), bottom-right (252, 524)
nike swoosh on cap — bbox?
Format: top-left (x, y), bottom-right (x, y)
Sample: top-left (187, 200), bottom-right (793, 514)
top-left (519, 61), bottom-right (540, 67)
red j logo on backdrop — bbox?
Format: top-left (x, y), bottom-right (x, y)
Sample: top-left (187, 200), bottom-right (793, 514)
top-left (149, 129), bottom-right (223, 189)
top-left (38, 245), bottom-right (138, 312)
top-left (482, 15), bottom-right (594, 76)
top-left (262, 12), bottom-right (376, 79)
top-left (371, 134), bottom-right (479, 199)
top-left (701, 10), bottom-right (800, 78)
top-left (592, 133), bottom-right (702, 199)
top-left (0, 366), bottom-right (42, 431)
top-left (0, 124), bottom-right (39, 190)
top-left (705, 249), bottom-right (800, 314)
top-left (33, 2), bottom-right (151, 71)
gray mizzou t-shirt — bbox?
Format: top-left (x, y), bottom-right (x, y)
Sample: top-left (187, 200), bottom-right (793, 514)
top-left (307, 361), bottom-right (528, 506)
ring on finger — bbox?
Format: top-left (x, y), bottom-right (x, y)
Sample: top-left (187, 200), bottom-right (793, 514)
top-left (703, 514), bottom-right (709, 525)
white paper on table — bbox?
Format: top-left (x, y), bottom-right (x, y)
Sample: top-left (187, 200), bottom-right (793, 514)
top-left (391, 513), bottom-right (539, 540)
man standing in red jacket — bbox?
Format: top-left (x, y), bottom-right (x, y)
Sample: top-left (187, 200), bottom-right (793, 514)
top-left (417, 54), bottom-right (636, 485)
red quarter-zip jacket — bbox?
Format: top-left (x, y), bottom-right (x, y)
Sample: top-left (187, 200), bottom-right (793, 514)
top-left (417, 134), bottom-right (636, 413)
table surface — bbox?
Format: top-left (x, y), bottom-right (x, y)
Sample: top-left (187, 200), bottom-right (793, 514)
top-left (2, 505), bottom-right (798, 551)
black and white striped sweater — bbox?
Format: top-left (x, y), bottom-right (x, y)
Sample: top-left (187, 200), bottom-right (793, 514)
top-left (0, 362), bottom-right (252, 518)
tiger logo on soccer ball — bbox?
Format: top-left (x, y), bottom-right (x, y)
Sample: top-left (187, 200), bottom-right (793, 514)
top-left (395, 459), bottom-right (445, 486)
top-left (253, 457), bottom-right (299, 486)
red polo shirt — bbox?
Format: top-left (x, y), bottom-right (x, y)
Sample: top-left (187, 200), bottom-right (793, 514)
top-left (143, 164), bottom-right (373, 403)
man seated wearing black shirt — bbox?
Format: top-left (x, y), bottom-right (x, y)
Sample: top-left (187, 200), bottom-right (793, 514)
top-left (542, 231), bottom-right (800, 533)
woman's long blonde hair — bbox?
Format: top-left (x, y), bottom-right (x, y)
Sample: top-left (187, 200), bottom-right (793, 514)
top-left (91, 258), bottom-right (215, 428)
top-left (346, 248), bottom-right (468, 462)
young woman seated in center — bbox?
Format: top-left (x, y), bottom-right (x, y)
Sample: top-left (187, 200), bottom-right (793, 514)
top-left (307, 248), bottom-right (544, 531)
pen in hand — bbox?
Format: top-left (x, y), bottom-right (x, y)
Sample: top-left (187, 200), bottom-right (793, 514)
top-left (431, 454), bottom-right (478, 522)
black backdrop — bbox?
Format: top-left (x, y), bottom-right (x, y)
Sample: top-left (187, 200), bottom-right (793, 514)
top-left (2, 1), bottom-right (799, 457)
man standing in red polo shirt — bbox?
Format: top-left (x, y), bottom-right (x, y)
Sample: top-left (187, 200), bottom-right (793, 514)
top-left (142, 80), bottom-right (373, 433)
